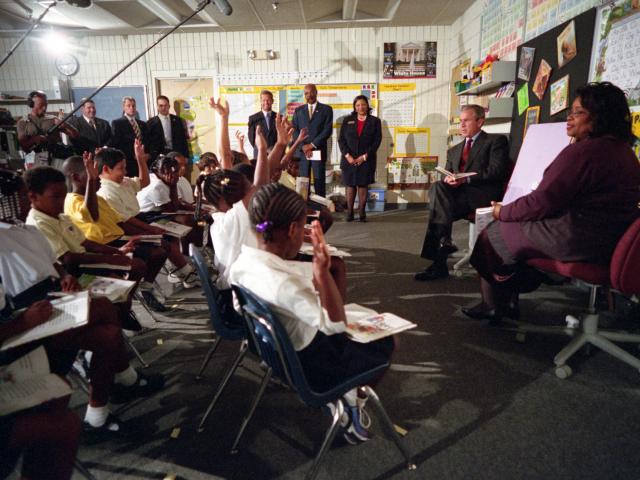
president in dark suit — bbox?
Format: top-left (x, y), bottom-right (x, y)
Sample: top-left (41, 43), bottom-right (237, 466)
top-left (415, 104), bottom-right (510, 281)
top-left (110, 96), bottom-right (149, 177)
top-left (291, 83), bottom-right (333, 197)
top-left (147, 95), bottom-right (190, 161)
top-left (248, 90), bottom-right (278, 159)
top-left (69, 99), bottom-right (112, 154)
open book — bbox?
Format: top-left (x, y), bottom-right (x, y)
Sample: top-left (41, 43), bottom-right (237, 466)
top-left (435, 166), bottom-right (477, 181)
top-left (78, 274), bottom-right (137, 303)
top-left (299, 243), bottom-right (352, 258)
top-left (345, 304), bottom-right (416, 343)
top-left (0, 346), bottom-right (72, 416)
top-left (1, 291), bottom-right (90, 352)
top-left (121, 234), bottom-right (163, 245)
top-left (79, 262), bottom-right (132, 271)
top-left (150, 219), bottom-right (193, 238)
top-left (308, 193), bottom-right (336, 212)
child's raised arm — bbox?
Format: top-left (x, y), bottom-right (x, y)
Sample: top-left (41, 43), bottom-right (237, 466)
top-left (209, 97), bottom-right (233, 170)
top-left (310, 220), bottom-right (346, 324)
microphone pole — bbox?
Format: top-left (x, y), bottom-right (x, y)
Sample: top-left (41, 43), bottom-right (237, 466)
top-left (48, 0), bottom-right (212, 135)
top-left (0, 2), bottom-right (58, 69)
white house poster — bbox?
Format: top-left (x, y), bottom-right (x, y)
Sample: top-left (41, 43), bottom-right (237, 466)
top-left (383, 42), bottom-right (437, 79)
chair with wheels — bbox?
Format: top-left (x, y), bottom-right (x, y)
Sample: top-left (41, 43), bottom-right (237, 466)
top-left (232, 284), bottom-right (416, 480)
top-left (189, 244), bottom-right (249, 432)
top-left (516, 217), bottom-right (640, 379)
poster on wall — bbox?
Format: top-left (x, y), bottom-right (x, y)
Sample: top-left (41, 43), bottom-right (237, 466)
top-left (556, 20), bottom-right (577, 67)
top-left (549, 74), bottom-right (570, 116)
top-left (383, 42), bottom-right (437, 79)
top-left (387, 156), bottom-right (438, 189)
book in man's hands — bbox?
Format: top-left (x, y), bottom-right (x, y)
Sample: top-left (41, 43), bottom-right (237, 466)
top-left (435, 166), bottom-right (477, 180)
top-left (0, 346), bottom-right (72, 416)
top-left (0, 291), bottom-right (90, 352)
top-left (345, 303), bottom-right (417, 343)
top-left (121, 234), bottom-right (163, 245)
top-left (150, 219), bottom-right (192, 238)
top-left (78, 274), bottom-right (137, 303)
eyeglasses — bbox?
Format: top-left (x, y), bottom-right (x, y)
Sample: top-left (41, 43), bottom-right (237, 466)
top-left (567, 109), bottom-right (589, 118)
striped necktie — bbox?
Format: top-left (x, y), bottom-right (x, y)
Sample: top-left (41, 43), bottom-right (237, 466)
top-left (129, 117), bottom-right (142, 140)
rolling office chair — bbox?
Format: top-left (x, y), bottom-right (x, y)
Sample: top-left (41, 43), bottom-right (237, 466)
top-left (516, 217), bottom-right (640, 379)
top-left (189, 244), bottom-right (250, 433)
top-left (232, 284), bottom-right (416, 480)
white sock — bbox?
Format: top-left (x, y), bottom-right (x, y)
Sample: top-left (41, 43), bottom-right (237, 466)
top-left (84, 405), bottom-right (109, 427)
top-left (114, 366), bottom-right (138, 386)
top-left (140, 281), bottom-right (154, 291)
top-left (343, 388), bottom-right (358, 407)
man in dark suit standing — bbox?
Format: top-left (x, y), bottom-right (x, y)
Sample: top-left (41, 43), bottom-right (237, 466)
top-left (69, 99), bottom-right (112, 154)
top-left (291, 83), bottom-right (333, 197)
top-left (247, 90), bottom-right (278, 160)
top-left (147, 95), bottom-right (190, 162)
top-left (110, 96), bottom-right (149, 177)
top-left (415, 104), bottom-right (510, 281)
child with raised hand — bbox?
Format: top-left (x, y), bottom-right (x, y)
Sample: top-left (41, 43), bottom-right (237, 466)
top-left (229, 182), bottom-right (394, 445)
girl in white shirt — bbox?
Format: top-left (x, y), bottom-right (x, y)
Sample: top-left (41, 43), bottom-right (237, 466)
top-left (229, 182), bottom-right (394, 445)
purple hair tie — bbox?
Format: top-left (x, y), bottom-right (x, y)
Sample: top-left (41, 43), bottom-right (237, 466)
top-left (256, 221), bottom-right (273, 233)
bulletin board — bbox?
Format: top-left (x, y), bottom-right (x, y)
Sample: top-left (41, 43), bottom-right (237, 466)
top-left (386, 156), bottom-right (438, 189)
top-left (393, 127), bottom-right (430, 157)
top-left (378, 83), bottom-right (416, 127)
top-left (508, 7), bottom-right (597, 160)
top-left (525, 0), bottom-right (601, 42)
top-left (71, 86), bottom-right (148, 123)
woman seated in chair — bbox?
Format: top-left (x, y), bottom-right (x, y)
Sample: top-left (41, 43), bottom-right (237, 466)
top-left (229, 183), bottom-right (394, 445)
top-left (465, 82), bottom-right (640, 323)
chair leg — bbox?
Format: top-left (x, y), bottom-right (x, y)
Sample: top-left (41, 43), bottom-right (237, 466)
top-left (74, 459), bottom-right (97, 480)
top-left (197, 339), bottom-right (248, 433)
top-left (123, 333), bottom-right (149, 368)
top-left (305, 399), bottom-right (346, 480)
top-left (195, 338), bottom-right (222, 380)
top-left (554, 332), bottom-right (589, 367)
top-left (588, 333), bottom-right (640, 371)
top-left (362, 386), bottom-right (416, 471)
top-left (229, 367), bottom-right (272, 454)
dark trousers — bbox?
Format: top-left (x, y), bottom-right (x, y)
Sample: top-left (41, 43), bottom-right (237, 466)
top-left (420, 181), bottom-right (496, 261)
top-left (298, 156), bottom-right (326, 197)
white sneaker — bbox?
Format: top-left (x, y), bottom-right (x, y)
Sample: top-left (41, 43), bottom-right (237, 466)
top-left (181, 270), bottom-right (200, 289)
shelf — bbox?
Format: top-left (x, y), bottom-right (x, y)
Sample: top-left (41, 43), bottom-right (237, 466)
top-left (486, 98), bottom-right (514, 119)
top-left (456, 61), bottom-right (516, 96)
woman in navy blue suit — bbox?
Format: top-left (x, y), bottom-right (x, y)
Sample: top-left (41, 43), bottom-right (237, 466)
top-left (338, 95), bottom-right (382, 222)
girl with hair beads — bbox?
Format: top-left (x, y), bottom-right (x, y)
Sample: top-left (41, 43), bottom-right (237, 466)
top-left (229, 182), bottom-right (394, 444)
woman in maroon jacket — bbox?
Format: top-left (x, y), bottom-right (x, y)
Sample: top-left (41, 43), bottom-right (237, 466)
top-left (464, 82), bottom-right (640, 322)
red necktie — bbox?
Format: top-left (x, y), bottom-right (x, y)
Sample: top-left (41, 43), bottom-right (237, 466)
top-left (460, 138), bottom-right (472, 172)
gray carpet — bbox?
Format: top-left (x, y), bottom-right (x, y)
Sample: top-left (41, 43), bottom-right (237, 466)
top-left (62, 209), bottom-right (640, 479)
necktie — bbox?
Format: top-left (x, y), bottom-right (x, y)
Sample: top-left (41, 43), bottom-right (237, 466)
top-left (460, 137), bottom-right (472, 172)
top-left (265, 112), bottom-right (270, 131)
top-left (89, 119), bottom-right (96, 130)
top-left (129, 117), bottom-right (142, 140)
top-left (308, 104), bottom-right (314, 120)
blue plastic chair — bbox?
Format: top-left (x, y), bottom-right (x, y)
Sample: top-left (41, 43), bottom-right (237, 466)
top-left (189, 244), bottom-right (249, 433)
top-left (232, 284), bottom-right (416, 480)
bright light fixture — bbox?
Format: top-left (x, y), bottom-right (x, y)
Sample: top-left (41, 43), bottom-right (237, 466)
top-left (40, 30), bottom-right (70, 54)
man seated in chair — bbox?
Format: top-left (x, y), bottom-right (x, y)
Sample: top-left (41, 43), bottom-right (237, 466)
top-left (415, 104), bottom-right (510, 281)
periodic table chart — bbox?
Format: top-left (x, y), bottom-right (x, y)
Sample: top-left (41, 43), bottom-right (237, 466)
top-left (378, 83), bottom-right (416, 127)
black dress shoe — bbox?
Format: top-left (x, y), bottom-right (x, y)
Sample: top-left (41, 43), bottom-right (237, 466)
top-left (110, 371), bottom-right (165, 404)
top-left (461, 303), bottom-right (496, 320)
top-left (359, 211), bottom-right (367, 222)
top-left (440, 242), bottom-right (458, 256)
top-left (346, 212), bottom-right (354, 222)
top-left (414, 263), bottom-right (449, 281)
top-left (83, 414), bottom-right (140, 441)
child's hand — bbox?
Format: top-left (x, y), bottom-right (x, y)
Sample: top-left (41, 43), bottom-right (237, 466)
top-left (311, 220), bottom-right (331, 273)
top-left (22, 300), bottom-right (53, 329)
top-left (134, 138), bottom-right (148, 164)
top-left (118, 237), bottom-right (139, 254)
top-left (209, 97), bottom-right (229, 117)
top-left (235, 130), bottom-right (245, 145)
top-left (255, 125), bottom-right (267, 151)
top-left (60, 274), bottom-right (80, 292)
top-left (297, 127), bottom-right (309, 145)
top-left (83, 151), bottom-right (99, 181)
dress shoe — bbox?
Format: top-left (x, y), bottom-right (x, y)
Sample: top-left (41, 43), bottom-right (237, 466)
top-left (414, 263), bottom-right (449, 281)
top-left (461, 302), bottom-right (520, 322)
top-left (359, 211), bottom-right (367, 222)
top-left (440, 242), bottom-right (458, 256)
top-left (346, 212), bottom-right (354, 222)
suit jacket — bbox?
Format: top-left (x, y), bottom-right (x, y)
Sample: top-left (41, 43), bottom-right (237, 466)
top-left (147, 114), bottom-right (190, 160)
top-left (500, 136), bottom-right (640, 265)
top-left (291, 102), bottom-right (333, 162)
top-left (338, 114), bottom-right (382, 166)
top-left (247, 110), bottom-right (277, 159)
top-left (69, 116), bottom-right (112, 154)
top-left (445, 130), bottom-right (510, 201)
top-left (110, 116), bottom-right (149, 177)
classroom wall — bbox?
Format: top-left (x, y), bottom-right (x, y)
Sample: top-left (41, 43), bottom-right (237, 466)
top-left (0, 25), bottom-right (452, 202)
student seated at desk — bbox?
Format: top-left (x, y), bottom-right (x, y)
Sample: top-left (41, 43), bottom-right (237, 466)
top-left (170, 151), bottom-right (194, 204)
top-left (196, 151), bottom-right (220, 175)
top-left (0, 169), bottom-right (164, 438)
top-left (97, 146), bottom-right (198, 292)
top-left (466, 82), bottom-right (640, 323)
top-left (229, 183), bottom-right (393, 445)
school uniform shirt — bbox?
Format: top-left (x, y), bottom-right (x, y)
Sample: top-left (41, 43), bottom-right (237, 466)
top-left (0, 221), bottom-right (59, 297)
top-left (229, 245), bottom-right (346, 351)
top-left (64, 193), bottom-right (124, 244)
top-left (210, 200), bottom-right (258, 290)
top-left (176, 176), bottom-right (194, 204)
top-left (26, 208), bottom-right (87, 260)
top-left (98, 177), bottom-right (142, 221)
top-left (137, 174), bottom-right (170, 213)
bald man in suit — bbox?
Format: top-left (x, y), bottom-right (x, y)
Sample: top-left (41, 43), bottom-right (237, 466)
top-left (415, 104), bottom-right (510, 281)
top-left (69, 99), bottom-right (112, 154)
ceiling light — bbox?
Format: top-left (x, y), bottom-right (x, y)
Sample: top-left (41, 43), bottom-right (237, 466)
top-left (41, 30), bottom-right (70, 54)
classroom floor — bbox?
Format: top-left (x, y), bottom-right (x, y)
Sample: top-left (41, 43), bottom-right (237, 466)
top-left (53, 209), bottom-right (640, 479)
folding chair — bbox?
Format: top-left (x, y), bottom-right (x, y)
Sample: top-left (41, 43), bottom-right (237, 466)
top-left (189, 244), bottom-right (249, 433)
top-left (232, 284), bottom-right (416, 480)
top-left (515, 217), bottom-right (640, 378)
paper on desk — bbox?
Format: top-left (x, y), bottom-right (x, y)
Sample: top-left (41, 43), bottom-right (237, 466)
top-left (1, 291), bottom-right (90, 351)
